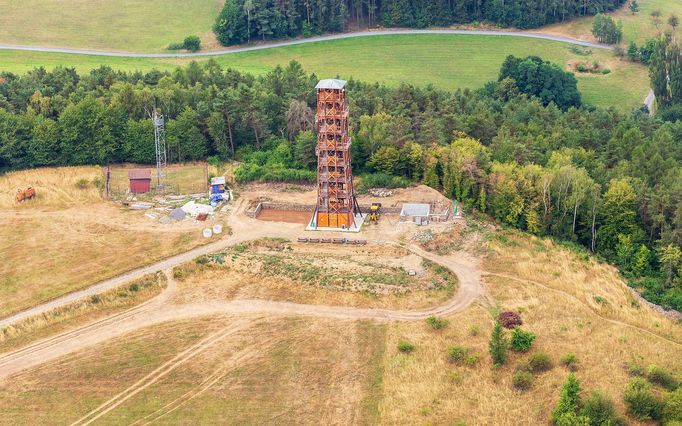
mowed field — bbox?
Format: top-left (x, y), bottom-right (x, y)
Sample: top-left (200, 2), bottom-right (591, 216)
top-left (0, 0), bottom-right (223, 52)
top-left (545, 0), bottom-right (682, 44)
top-left (0, 166), bottom-right (215, 318)
top-left (0, 35), bottom-right (650, 109)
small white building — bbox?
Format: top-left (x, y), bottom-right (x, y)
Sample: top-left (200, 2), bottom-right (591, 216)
top-left (400, 203), bottom-right (431, 225)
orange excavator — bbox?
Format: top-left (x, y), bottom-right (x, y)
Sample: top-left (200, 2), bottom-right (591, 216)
top-left (16, 186), bottom-right (36, 203)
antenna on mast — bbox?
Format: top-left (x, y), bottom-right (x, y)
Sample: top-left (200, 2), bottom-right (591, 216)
top-left (153, 109), bottom-right (167, 191)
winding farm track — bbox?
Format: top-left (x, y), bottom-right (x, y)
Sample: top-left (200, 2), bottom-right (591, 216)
top-left (0, 243), bottom-right (484, 382)
top-left (0, 29), bottom-right (612, 57)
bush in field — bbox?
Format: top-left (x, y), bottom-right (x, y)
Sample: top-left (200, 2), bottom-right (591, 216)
top-left (646, 365), bottom-right (679, 391)
top-left (623, 378), bottom-right (664, 420)
top-left (512, 370), bottom-right (533, 391)
top-left (75, 178), bottom-right (90, 189)
top-left (526, 352), bottom-right (553, 373)
top-left (510, 327), bottom-right (536, 352)
top-left (183, 36), bottom-right (201, 52)
top-left (448, 346), bottom-right (468, 364)
top-left (397, 340), bottom-right (415, 353)
top-left (426, 315), bottom-right (449, 330)
top-left (664, 388), bottom-right (682, 423)
top-left (560, 353), bottom-right (579, 371)
top-left (579, 391), bottom-right (624, 426)
top-left (498, 311), bottom-right (522, 329)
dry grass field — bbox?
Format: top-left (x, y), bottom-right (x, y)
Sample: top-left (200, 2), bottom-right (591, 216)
top-left (0, 316), bottom-right (386, 425)
top-left (0, 166), bottom-right (217, 318)
top-left (107, 163), bottom-right (210, 196)
top-left (376, 230), bottom-right (681, 424)
top-left (0, 213), bottom-right (679, 424)
top-left (170, 239), bottom-right (457, 311)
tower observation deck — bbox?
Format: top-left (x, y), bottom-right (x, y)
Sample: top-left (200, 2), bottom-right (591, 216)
top-left (311, 79), bottom-right (362, 230)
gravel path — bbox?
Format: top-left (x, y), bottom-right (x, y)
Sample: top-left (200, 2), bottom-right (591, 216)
top-left (0, 29), bottom-right (611, 57)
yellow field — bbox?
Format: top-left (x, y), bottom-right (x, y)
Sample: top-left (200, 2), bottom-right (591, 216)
top-left (0, 166), bottom-right (216, 318)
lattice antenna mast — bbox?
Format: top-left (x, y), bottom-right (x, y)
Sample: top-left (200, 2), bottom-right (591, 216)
top-left (153, 109), bottom-right (167, 191)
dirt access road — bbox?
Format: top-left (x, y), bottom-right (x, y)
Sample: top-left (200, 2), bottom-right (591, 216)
top-left (0, 200), bottom-right (484, 381)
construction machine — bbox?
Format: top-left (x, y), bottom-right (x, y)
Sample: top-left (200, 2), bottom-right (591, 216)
top-left (16, 186), bottom-right (36, 203)
top-left (368, 202), bottom-right (382, 223)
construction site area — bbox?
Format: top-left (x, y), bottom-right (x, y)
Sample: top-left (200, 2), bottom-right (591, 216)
top-left (1, 79), bottom-right (681, 425)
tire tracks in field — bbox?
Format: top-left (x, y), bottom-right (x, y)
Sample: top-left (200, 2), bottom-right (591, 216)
top-left (128, 344), bottom-right (268, 425)
top-left (0, 272), bottom-right (175, 375)
top-left (70, 320), bottom-right (252, 426)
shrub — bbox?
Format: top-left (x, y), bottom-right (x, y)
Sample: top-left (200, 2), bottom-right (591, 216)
top-left (448, 346), bottom-right (468, 364)
top-left (183, 35), bottom-right (201, 52)
top-left (624, 378), bottom-right (664, 420)
top-left (128, 283), bottom-right (140, 292)
top-left (664, 388), bottom-right (682, 423)
top-left (89, 294), bottom-right (102, 304)
top-left (488, 321), bottom-right (509, 366)
top-left (512, 371), bottom-right (533, 391)
top-left (498, 311), bottom-right (522, 329)
top-left (397, 340), bottom-right (415, 353)
top-left (560, 353), bottom-right (579, 371)
top-left (448, 371), bottom-right (463, 384)
top-left (580, 391), bottom-right (623, 426)
top-left (92, 176), bottom-right (104, 190)
top-left (601, 68), bottom-right (611, 75)
top-left (75, 178), bottom-right (90, 189)
top-left (593, 295), bottom-right (608, 305)
top-left (510, 328), bottom-right (536, 352)
top-left (526, 352), bottom-right (553, 373)
top-left (356, 172), bottom-right (411, 193)
top-left (554, 412), bottom-right (590, 426)
top-left (646, 365), bottom-right (679, 391)
top-left (577, 63), bottom-right (589, 73)
top-left (552, 373), bottom-right (582, 423)
top-left (426, 315), bottom-right (449, 330)
top-left (465, 353), bottom-right (481, 367)
top-left (626, 363), bottom-right (645, 377)
top-left (468, 325), bottom-right (480, 336)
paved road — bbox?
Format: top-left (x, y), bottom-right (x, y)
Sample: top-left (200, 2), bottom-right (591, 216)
top-left (0, 29), bottom-right (612, 58)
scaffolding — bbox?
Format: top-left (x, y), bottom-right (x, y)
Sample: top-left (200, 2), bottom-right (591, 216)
top-left (312, 79), bottom-right (362, 229)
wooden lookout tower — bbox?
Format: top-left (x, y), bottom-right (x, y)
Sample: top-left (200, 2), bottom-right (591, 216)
top-left (311, 79), bottom-right (362, 230)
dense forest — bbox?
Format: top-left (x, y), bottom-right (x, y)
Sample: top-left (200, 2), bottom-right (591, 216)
top-left (0, 59), bottom-right (680, 311)
top-left (213, 0), bottom-right (627, 45)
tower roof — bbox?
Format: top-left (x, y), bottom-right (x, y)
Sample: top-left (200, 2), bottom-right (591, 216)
top-left (316, 79), bottom-right (346, 90)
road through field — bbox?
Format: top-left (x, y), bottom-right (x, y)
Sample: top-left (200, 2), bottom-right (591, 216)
top-left (0, 240), bottom-right (484, 382)
top-left (0, 29), bottom-right (612, 57)
top-left (0, 199), bottom-right (482, 329)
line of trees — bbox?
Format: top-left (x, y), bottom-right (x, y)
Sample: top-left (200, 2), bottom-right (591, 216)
top-left (213, 0), bottom-right (627, 45)
top-left (0, 59), bottom-right (680, 310)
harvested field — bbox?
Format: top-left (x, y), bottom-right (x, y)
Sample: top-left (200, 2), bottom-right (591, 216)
top-left (256, 209), bottom-right (312, 224)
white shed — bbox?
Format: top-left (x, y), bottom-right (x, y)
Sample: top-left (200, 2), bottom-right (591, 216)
top-left (400, 203), bottom-right (431, 225)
